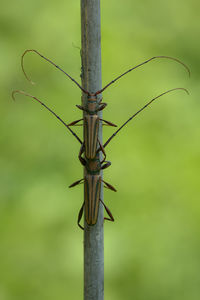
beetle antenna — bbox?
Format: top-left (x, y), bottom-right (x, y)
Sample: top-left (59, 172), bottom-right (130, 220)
top-left (95, 56), bottom-right (190, 95)
top-left (103, 87), bottom-right (189, 148)
top-left (21, 49), bottom-right (90, 95)
top-left (12, 90), bottom-right (83, 144)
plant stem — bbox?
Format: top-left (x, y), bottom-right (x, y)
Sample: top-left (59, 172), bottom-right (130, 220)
top-left (81, 0), bottom-right (104, 299)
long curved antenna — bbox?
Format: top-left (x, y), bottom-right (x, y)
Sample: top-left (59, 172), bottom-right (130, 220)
top-left (95, 56), bottom-right (190, 95)
top-left (21, 49), bottom-right (90, 95)
top-left (103, 88), bottom-right (189, 148)
top-left (12, 90), bottom-right (82, 144)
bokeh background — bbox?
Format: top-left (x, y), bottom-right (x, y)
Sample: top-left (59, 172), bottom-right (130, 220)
top-left (1, 0), bottom-right (199, 299)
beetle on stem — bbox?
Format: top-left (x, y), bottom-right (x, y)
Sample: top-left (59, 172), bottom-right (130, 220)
top-left (12, 50), bottom-right (189, 229)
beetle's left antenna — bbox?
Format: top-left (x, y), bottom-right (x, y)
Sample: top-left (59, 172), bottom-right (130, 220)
top-left (12, 90), bottom-right (82, 144)
top-left (21, 49), bottom-right (90, 95)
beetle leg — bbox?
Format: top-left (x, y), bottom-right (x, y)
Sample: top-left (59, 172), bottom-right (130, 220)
top-left (100, 199), bottom-right (114, 222)
top-left (100, 119), bottom-right (117, 127)
top-left (98, 102), bottom-right (107, 111)
top-left (67, 118), bottom-right (83, 126)
top-left (79, 143), bottom-right (86, 166)
top-left (77, 202), bottom-right (84, 230)
top-left (101, 179), bottom-right (117, 192)
top-left (97, 138), bottom-right (106, 163)
top-left (69, 178), bottom-right (84, 188)
top-left (101, 161), bottom-right (111, 170)
top-left (76, 104), bottom-right (86, 111)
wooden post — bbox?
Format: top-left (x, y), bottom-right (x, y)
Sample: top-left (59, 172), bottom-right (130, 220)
top-left (81, 0), bottom-right (104, 299)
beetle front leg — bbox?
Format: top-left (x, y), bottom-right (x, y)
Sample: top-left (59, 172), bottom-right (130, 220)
top-left (77, 202), bottom-right (84, 230)
top-left (98, 102), bottom-right (107, 111)
top-left (100, 199), bottom-right (114, 222)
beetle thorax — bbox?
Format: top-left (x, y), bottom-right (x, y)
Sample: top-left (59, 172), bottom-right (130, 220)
top-left (85, 157), bottom-right (101, 174)
top-left (87, 95), bottom-right (99, 114)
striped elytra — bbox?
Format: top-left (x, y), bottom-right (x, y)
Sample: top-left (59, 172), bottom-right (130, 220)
top-left (84, 115), bottom-right (99, 159)
top-left (84, 175), bottom-right (101, 225)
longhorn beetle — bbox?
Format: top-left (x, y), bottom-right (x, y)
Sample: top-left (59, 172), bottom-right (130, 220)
top-left (12, 50), bottom-right (189, 229)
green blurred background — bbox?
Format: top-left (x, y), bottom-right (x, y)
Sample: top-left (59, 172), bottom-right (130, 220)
top-left (1, 0), bottom-right (199, 299)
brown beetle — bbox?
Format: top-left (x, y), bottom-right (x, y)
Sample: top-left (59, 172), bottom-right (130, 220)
top-left (12, 50), bottom-right (189, 229)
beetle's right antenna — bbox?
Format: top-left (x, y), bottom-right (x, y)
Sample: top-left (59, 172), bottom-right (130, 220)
top-left (21, 49), bottom-right (90, 96)
top-left (95, 56), bottom-right (190, 95)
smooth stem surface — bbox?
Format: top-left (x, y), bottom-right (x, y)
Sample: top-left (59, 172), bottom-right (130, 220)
top-left (81, 1), bottom-right (104, 300)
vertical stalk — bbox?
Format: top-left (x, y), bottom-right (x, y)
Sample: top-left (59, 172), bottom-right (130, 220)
top-left (81, 0), bottom-right (103, 300)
